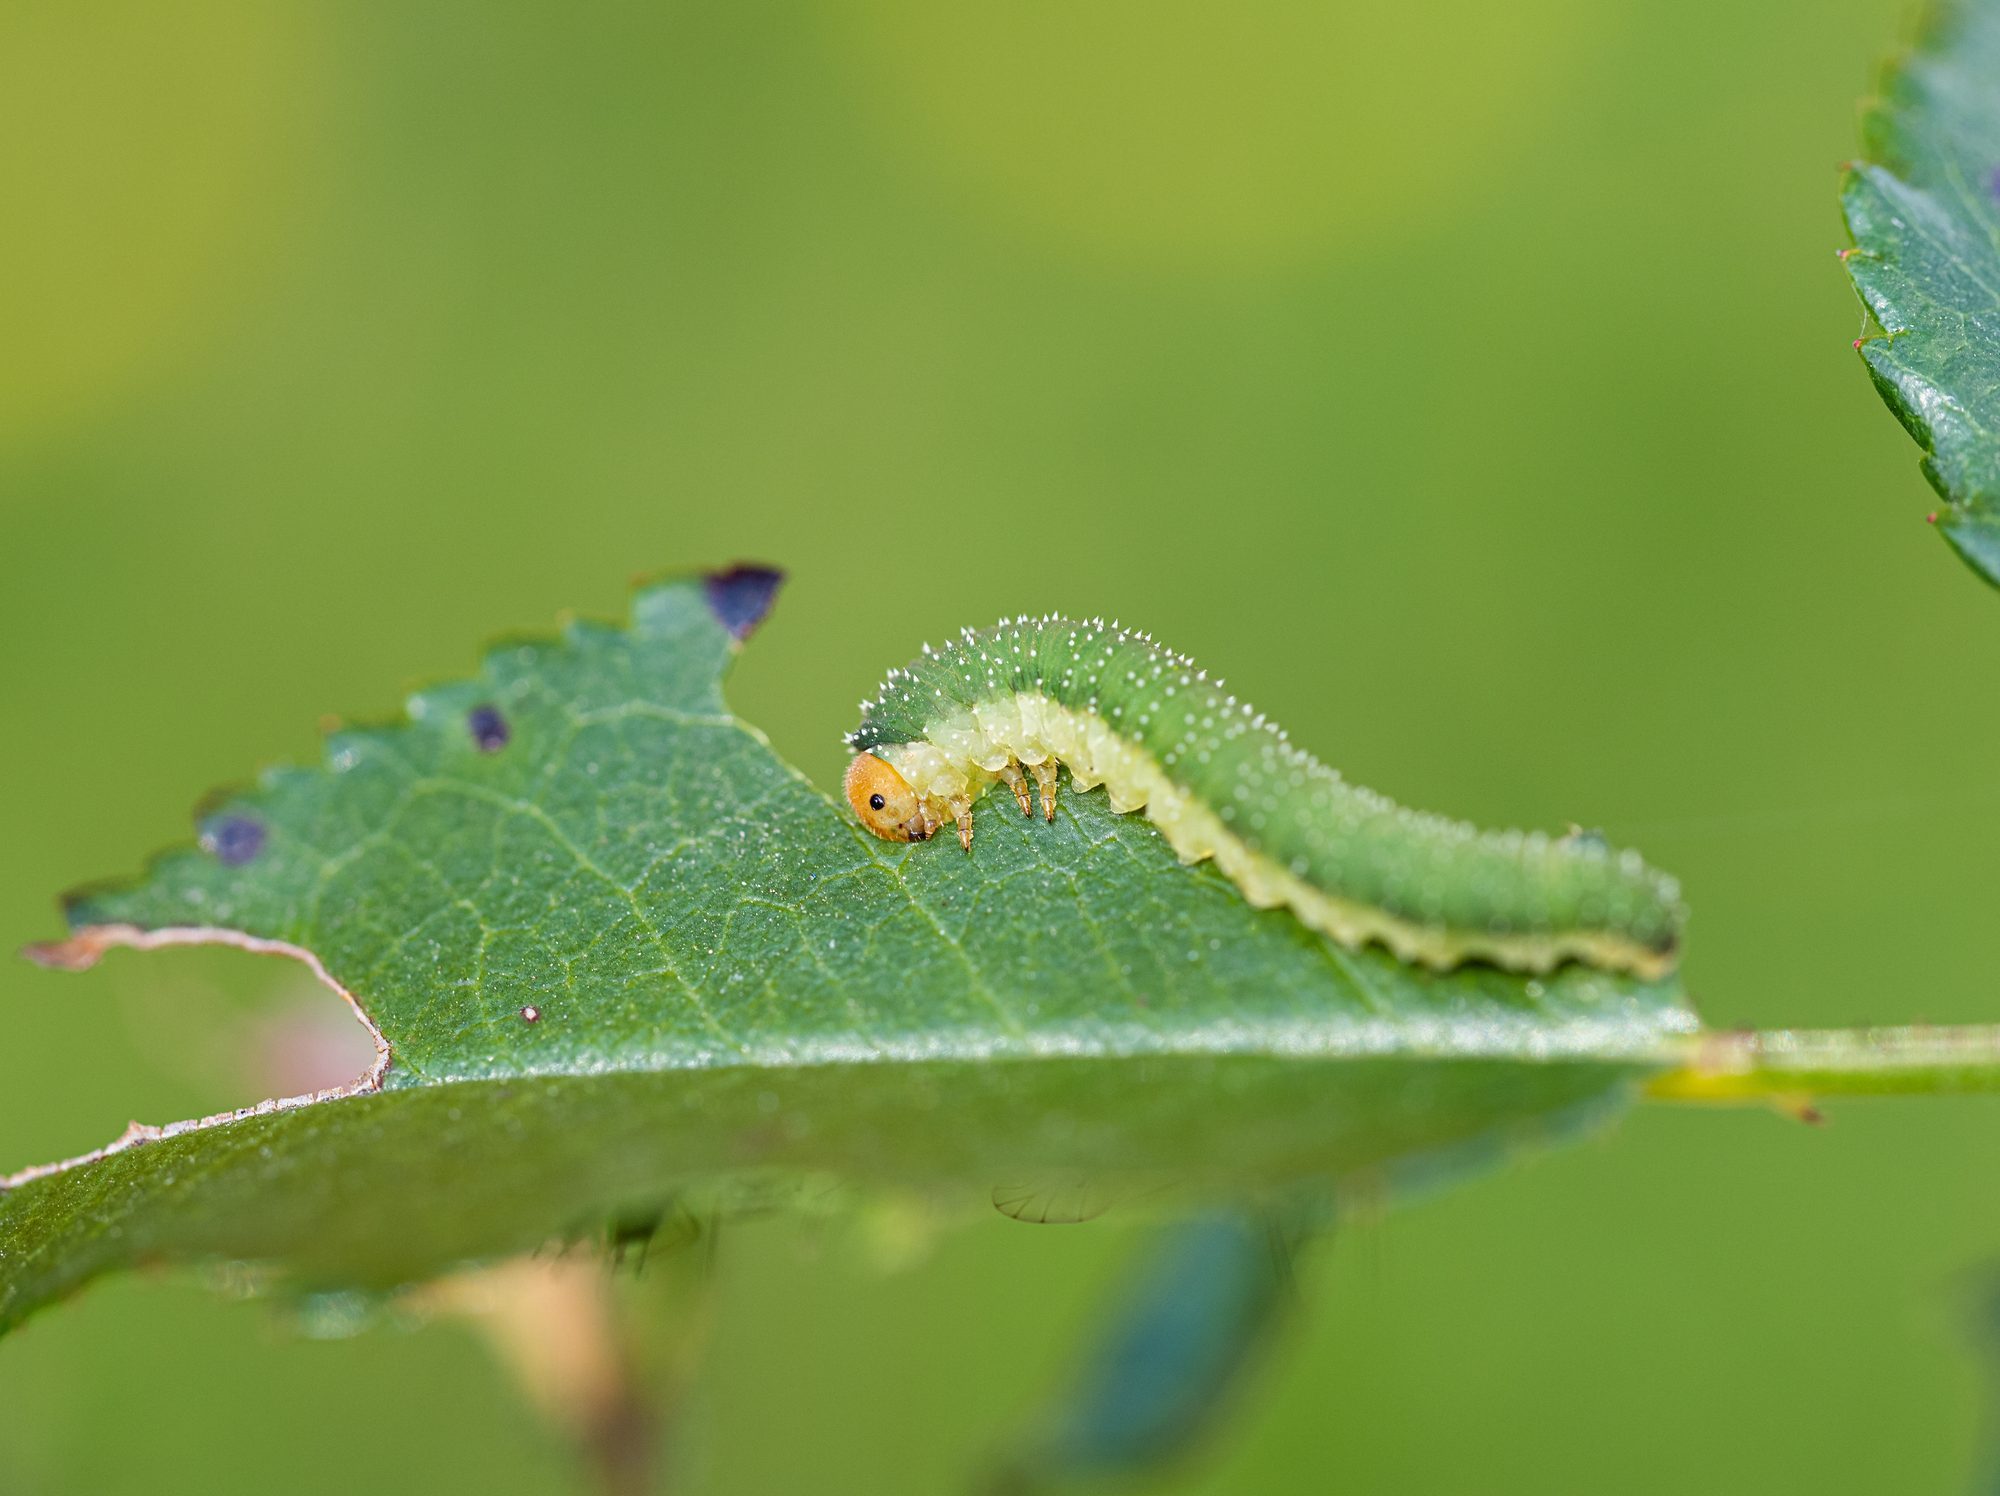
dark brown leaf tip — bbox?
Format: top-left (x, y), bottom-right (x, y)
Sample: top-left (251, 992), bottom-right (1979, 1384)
top-left (703, 563), bottom-right (786, 642)
top-left (200, 814), bottom-right (266, 867)
top-left (468, 703), bottom-right (510, 753)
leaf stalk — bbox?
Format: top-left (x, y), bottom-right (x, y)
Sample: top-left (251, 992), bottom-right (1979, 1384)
top-left (1648, 1025), bottom-right (2000, 1103)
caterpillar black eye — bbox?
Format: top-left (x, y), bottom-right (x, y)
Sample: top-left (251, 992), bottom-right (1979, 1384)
top-left (869, 794), bottom-right (885, 810)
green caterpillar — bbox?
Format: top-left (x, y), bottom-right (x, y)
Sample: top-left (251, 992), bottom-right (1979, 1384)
top-left (843, 616), bottom-right (1682, 978)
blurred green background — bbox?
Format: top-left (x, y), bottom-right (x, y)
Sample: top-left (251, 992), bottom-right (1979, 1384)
top-left (6, 1), bottom-right (2000, 1491)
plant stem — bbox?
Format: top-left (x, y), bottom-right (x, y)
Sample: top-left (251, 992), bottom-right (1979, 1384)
top-left (1648, 1025), bottom-right (2000, 1103)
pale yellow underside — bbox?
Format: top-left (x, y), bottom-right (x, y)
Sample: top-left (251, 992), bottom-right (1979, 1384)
top-left (878, 694), bottom-right (1671, 979)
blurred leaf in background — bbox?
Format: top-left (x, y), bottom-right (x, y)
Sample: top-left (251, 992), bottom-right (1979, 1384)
top-left (829, 0), bottom-right (1605, 271)
top-left (4, 1), bottom-right (1998, 1493)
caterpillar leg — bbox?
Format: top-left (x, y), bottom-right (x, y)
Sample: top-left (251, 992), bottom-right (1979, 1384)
top-left (1030, 761), bottom-right (1060, 822)
top-left (949, 795), bottom-right (975, 851)
top-left (998, 762), bottom-right (1034, 817)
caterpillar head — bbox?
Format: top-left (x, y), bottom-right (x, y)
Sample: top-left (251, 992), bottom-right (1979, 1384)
top-left (844, 752), bottom-right (931, 842)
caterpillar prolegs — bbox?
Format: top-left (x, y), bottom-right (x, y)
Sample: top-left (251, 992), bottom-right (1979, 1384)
top-left (843, 616), bottom-right (1683, 978)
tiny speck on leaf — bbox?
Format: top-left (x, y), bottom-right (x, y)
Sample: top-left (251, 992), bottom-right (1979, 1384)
top-left (468, 704), bottom-right (510, 753)
top-left (1928, 511), bottom-right (1940, 524)
top-left (703, 563), bottom-right (786, 641)
top-left (201, 815), bottom-right (266, 867)
top-left (520, 1005), bottom-right (541, 1023)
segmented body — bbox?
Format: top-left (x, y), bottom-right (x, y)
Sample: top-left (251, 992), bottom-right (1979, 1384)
top-left (844, 616), bottom-right (1682, 977)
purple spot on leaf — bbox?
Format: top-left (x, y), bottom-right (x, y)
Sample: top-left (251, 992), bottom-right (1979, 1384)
top-left (468, 703), bottom-right (510, 753)
top-left (703, 563), bottom-right (786, 641)
top-left (1989, 165), bottom-right (2000, 201)
top-left (202, 815), bottom-right (266, 866)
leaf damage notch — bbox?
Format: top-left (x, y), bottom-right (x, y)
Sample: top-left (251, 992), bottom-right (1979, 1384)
top-left (4, 924), bottom-right (393, 1191)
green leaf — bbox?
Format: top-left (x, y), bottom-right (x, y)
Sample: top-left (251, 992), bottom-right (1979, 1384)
top-left (0, 570), bottom-right (1700, 1336)
top-left (1844, 0), bottom-right (2000, 587)
top-left (995, 1209), bottom-right (1307, 1489)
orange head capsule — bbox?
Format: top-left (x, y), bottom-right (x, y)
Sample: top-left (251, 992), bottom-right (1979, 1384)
top-left (844, 752), bottom-right (930, 841)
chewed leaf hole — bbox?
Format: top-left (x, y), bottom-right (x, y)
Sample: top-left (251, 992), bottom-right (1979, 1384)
top-left (200, 815), bottom-right (266, 866)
